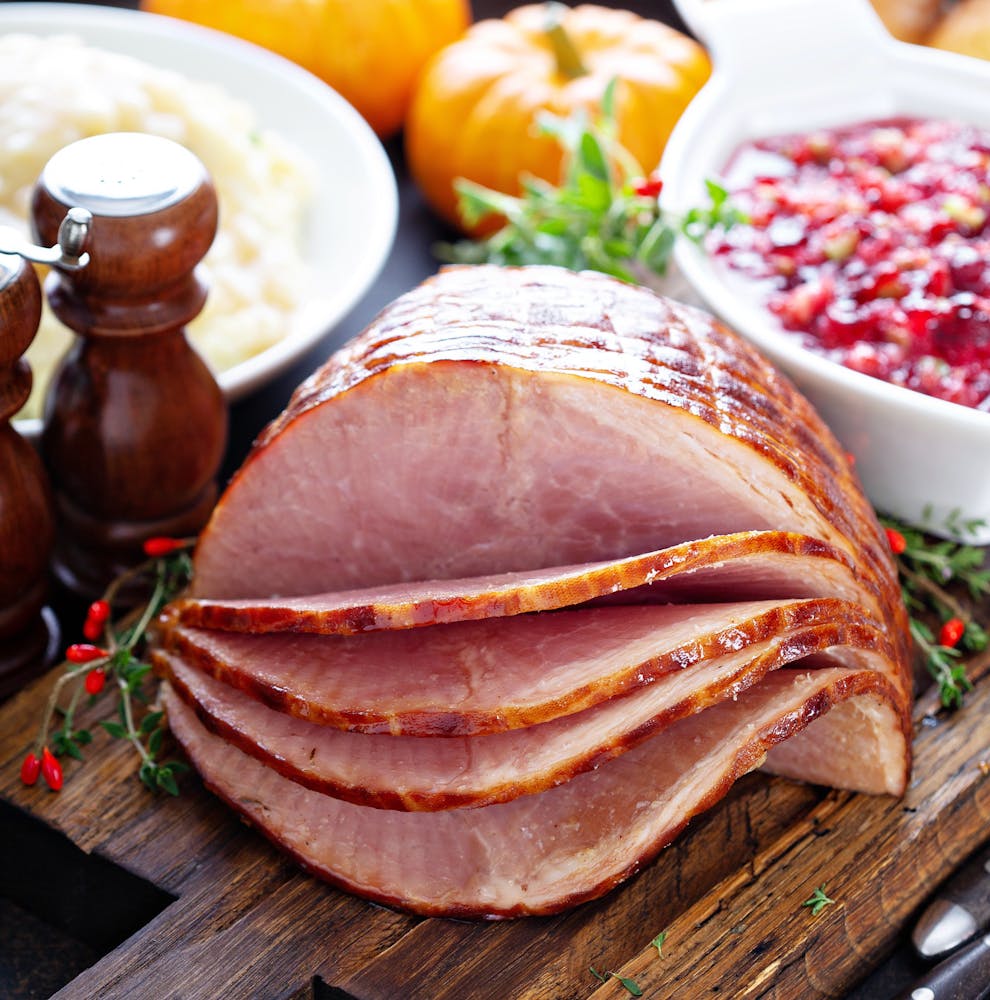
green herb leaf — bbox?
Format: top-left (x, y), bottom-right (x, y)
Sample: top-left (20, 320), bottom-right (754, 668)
top-left (100, 720), bottom-right (128, 740)
top-left (453, 179), bottom-right (521, 228)
top-left (651, 930), bottom-right (667, 957)
top-left (156, 767), bottom-right (180, 797)
top-left (578, 130), bottom-right (609, 182)
top-left (139, 759), bottom-right (158, 792)
top-left (140, 710), bottom-right (164, 735)
top-left (802, 884), bottom-right (836, 916)
top-left (589, 967), bottom-right (643, 997)
top-left (148, 726), bottom-right (165, 757)
top-left (964, 620), bottom-right (989, 652)
top-left (601, 77), bottom-right (618, 122)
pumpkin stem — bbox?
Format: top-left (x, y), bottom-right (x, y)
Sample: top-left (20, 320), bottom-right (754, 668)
top-left (544, 3), bottom-right (588, 80)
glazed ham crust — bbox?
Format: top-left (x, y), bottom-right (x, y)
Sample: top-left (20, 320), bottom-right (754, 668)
top-left (190, 266), bottom-right (908, 705)
top-left (164, 666), bottom-right (907, 919)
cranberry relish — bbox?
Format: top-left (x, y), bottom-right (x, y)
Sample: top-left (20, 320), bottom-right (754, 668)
top-left (709, 118), bottom-right (990, 411)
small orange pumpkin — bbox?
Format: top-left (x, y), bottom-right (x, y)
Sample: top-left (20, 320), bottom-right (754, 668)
top-left (406, 3), bottom-right (711, 232)
top-left (927, 0), bottom-right (990, 61)
top-left (868, 0), bottom-right (942, 43)
top-left (141, 0), bottom-right (471, 139)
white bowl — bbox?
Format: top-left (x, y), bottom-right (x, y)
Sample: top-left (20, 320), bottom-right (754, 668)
top-left (662, 0), bottom-right (990, 543)
top-left (2, 2), bottom-right (398, 438)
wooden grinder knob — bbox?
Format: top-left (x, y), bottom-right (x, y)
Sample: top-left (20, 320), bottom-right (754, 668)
top-left (34, 133), bottom-right (228, 598)
top-left (0, 253), bottom-right (59, 689)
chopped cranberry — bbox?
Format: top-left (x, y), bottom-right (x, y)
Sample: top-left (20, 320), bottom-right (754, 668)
top-left (711, 117), bottom-right (990, 409)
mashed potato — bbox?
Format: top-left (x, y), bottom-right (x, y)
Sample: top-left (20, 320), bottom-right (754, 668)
top-left (0, 33), bottom-right (314, 419)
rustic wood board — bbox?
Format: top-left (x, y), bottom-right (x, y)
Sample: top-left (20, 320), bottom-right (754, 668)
top-left (1, 641), bottom-right (988, 999)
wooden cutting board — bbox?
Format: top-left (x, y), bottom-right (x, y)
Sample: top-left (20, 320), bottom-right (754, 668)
top-left (1, 633), bottom-right (988, 999)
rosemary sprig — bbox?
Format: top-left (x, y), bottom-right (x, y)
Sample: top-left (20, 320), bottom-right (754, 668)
top-left (882, 512), bottom-right (989, 709)
top-left (437, 80), bottom-right (743, 282)
top-left (21, 538), bottom-right (194, 794)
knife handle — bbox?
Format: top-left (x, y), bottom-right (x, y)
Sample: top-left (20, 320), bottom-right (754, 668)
top-left (913, 842), bottom-right (990, 958)
top-left (895, 932), bottom-right (990, 1000)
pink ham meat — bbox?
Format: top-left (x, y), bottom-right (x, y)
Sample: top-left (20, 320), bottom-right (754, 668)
top-left (160, 599), bottom-right (902, 738)
top-left (163, 664), bottom-right (907, 918)
top-left (172, 531), bottom-right (864, 635)
top-left (188, 267), bottom-right (908, 696)
top-left (156, 600), bottom-right (898, 811)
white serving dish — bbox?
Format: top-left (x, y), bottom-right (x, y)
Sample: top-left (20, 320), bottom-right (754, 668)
top-left (2, 2), bottom-right (398, 438)
top-left (662, 0), bottom-right (990, 542)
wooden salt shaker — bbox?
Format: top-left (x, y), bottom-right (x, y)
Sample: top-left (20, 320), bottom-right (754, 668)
top-left (0, 254), bottom-right (58, 688)
top-left (34, 133), bottom-right (227, 598)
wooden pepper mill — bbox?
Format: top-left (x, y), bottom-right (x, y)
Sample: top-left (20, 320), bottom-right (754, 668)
top-left (0, 254), bottom-right (58, 690)
top-left (33, 133), bottom-right (228, 598)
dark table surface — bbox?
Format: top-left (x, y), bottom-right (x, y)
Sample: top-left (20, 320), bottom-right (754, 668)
top-left (1, 1), bottom-right (955, 998)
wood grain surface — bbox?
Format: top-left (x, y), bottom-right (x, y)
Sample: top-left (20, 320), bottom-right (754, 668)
top-left (1, 633), bottom-right (987, 999)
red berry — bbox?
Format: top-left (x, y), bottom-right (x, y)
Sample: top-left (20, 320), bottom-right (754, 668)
top-left (84, 668), bottom-right (106, 695)
top-left (66, 643), bottom-right (109, 664)
top-left (83, 599), bottom-right (111, 642)
top-left (633, 175), bottom-right (663, 199)
top-left (88, 599), bottom-right (111, 623)
top-left (20, 752), bottom-right (41, 786)
top-left (143, 536), bottom-right (183, 558)
top-left (939, 617), bottom-right (965, 648)
top-left (41, 748), bottom-right (63, 791)
top-left (884, 527), bottom-right (907, 554)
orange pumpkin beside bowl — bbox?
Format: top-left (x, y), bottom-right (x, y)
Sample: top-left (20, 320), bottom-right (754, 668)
top-left (406, 3), bottom-right (710, 233)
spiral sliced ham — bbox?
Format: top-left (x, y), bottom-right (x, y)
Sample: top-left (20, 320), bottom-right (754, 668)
top-left (164, 664), bottom-right (907, 918)
top-left (157, 599), bottom-right (896, 811)
top-left (173, 531), bottom-right (862, 635)
top-left (161, 599), bottom-right (898, 737)
top-left (161, 266), bottom-right (913, 918)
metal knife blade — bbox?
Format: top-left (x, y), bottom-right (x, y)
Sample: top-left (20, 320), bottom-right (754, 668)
top-left (913, 842), bottom-right (990, 960)
top-left (894, 931), bottom-right (990, 1000)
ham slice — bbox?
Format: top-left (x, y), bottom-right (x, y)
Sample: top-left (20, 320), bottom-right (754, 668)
top-left (161, 599), bottom-right (903, 737)
top-left (188, 268), bottom-right (907, 693)
top-left (157, 599), bottom-right (896, 811)
top-left (163, 665), bottom-right (908, 918)
top-left (172, 531), bottom-right (864, 635)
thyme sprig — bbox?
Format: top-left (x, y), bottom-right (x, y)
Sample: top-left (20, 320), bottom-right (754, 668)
top-left (590, 966), bottom-right (643, 997)
top-left (22, 539), bottom-right (194, 794)
top-left (882, 512), bottom-right (989, 709)
top-left (802, 884), bottom-right (836, 916)
top-left (437, 79), bottom-right (743, 282)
